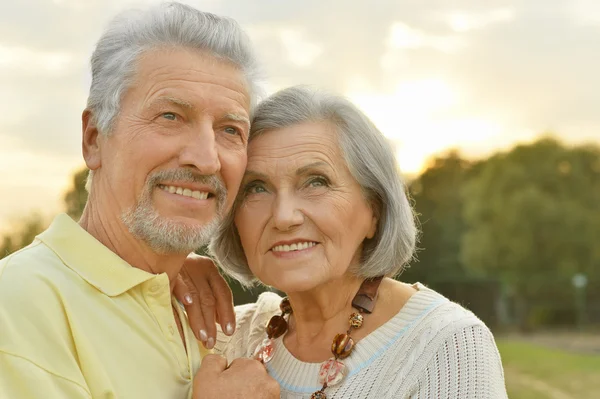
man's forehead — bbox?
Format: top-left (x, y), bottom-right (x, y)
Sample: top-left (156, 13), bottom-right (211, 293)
top-left (133, 48), bottom-right (251, 107)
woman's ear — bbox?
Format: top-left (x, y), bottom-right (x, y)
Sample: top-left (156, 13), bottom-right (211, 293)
top-left (366, 213), bottom-right (378, 239)
top-left (82, 109), bottom-right (102, 171)
top-left (366, 198), bottom-right (380, 240)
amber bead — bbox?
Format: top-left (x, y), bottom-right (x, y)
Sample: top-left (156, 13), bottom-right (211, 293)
top-left (266, 315), bottom-right (288, 339)
top-left (311, 391), bottom-right (327, 399)
top-left (348, 312), bottom-right (363, 329)
top-left (331, 333), bottom-right (354, 359)
top-left (280, 297), bottom-right (292, 314)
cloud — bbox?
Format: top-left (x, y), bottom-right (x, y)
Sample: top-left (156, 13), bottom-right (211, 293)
top-left (445, 7), bottom-right (516, 32)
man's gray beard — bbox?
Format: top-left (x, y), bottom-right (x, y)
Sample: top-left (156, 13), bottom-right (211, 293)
top-left (121, 169), bottom-right (227, 254)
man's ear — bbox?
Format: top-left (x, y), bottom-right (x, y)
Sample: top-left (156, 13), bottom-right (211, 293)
top-left (82, 109), bottom-right (102, 171)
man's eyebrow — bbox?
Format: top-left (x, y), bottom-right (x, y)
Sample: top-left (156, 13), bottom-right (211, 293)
top-left (149, 96), bottom-right (195, 110)
top-left (223, 113), bottom-right (250, 128)
top-left (296, 162), bottom-right (331, 176)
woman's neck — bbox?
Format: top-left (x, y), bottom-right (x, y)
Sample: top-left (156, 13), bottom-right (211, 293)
top-left (282, 277), bottom-right (417, 363)
top-left (283, 274), bottom-right (364, 362)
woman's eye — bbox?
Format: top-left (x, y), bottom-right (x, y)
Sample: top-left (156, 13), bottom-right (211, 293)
top-left (161, 112), bottom-right (177, 121)
top-left (244, 181), bottom-right (267, 195)
top-left (308, 177), bottom-right (329, 188)
top-left (224, 126), bottom-right (241, 136)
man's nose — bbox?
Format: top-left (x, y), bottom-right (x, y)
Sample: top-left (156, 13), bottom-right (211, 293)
top-left (178, 122), bottom-right (221, 175)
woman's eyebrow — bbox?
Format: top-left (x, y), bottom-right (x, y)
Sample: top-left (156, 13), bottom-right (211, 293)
top-left (243, 170), bottom-right (269, 180)
top-left (296, 161), bottom-right (331, 176)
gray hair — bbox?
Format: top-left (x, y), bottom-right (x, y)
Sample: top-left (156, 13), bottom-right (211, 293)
top-left (84, 2), bottom-right (262, 192)
top-left (87, 1), bottom-right (262, 136)
top-left (210, 86), bottom-right (418, 286)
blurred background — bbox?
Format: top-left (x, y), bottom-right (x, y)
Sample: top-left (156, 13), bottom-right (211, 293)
top-left (1, 0), bottom-right (599, 397)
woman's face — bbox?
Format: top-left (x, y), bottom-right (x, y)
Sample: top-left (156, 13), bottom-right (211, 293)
top-left (234, 122), bottom-right (378, 293)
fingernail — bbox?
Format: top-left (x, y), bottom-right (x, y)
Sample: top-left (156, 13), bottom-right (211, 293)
top-left (226, 323), bottom-right (234, 336)
top-left (199, 330), bottom-right (208, 342)
top-left (206, 337), bottom-right (215, 349)
top-left (184, 294), bottom-right (193, 305)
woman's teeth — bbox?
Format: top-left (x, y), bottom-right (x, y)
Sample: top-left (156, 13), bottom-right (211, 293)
top-left (272, 242), bottom-right (316, 252)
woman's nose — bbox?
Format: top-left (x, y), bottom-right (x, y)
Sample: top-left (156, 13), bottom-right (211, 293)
top-left (272, 193), bottom-right (304, 231)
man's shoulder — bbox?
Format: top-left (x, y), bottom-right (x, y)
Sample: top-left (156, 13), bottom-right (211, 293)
top-left (0, 240), bottom-right (81, 367)
top-left (0, 239), bottom-right (81, 305)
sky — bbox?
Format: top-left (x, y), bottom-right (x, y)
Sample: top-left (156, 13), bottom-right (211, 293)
top-left (1, 0), bottom-right (599, 232)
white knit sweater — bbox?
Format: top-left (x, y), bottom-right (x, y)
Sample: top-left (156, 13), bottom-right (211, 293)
top-left (215, 283), bottom-right (508, 398)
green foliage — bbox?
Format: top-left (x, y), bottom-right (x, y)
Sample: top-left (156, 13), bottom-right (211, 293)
top-left (64, 168), bottom-right (89, 220)
top-left (1, 166), bottom-right (88, 259)
top-left (461, 138), bottom-right (600, 328)
top-left (404, 151), bottom-right (471, 282)
top-left (0, 213), bottom-right (47, 258)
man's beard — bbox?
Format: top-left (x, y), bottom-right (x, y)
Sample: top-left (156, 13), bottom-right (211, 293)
top-left (121, 168), bottom-right (227, 254)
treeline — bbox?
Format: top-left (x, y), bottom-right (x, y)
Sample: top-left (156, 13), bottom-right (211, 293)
top-left (402, 137), bottom-right (600, 330)
top-left (3, 137), bottom-right (599, 329)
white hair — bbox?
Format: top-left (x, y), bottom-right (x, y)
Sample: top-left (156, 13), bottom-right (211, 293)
top-left (87, 1), bottom-right (262, 136)
top-left (84, 2), bottom-right (263, 192)
top-left (210, 86), bottom-right (418, 286)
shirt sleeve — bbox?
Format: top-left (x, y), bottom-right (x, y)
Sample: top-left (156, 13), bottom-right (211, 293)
top-left (410, 324), bottom-right (508, 399)
top-left (0, 350), bottom-right (92, 398)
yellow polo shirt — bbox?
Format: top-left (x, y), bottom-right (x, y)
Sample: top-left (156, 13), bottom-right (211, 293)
top-left (0, 214), bottom-right (208, 398)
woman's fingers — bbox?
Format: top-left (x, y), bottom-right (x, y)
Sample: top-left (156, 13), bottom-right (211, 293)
top-left (208, 268), bottom-right (236, 336)
top-left (174, 273), bottom-right (209, 345)
top-left (178, 254), bottom-right (236, 349)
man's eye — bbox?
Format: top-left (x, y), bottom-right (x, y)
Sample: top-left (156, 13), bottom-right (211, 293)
top-left (162, 112), bottom-right (177, 121)
top-left (224, 126), bottom-right (241, 135)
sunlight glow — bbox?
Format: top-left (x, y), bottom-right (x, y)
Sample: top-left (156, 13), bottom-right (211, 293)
top-left (349, 79), bottom-right (503, 174)
top-left (446, 8), bottom-right (516, 32)
top-left (279, 28), bottom-right (323, 67)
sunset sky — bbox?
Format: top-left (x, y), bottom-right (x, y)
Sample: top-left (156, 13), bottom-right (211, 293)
top-left (1, 0), bottom-right (599, 232)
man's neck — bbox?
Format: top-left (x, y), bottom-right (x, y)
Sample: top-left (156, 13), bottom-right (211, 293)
top-left (78, 202), bottom-right (186, 292)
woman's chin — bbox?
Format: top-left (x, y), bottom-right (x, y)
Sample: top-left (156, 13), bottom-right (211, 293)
top-left (263, 275), bottom-right (322, 295)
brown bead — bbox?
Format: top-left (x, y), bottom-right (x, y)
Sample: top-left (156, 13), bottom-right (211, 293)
top-left (280, 297), bottom-right (292, 314)
top-left (311, 391), bottom-right (327, 399)
top-left (348, 312), bottom-right (363, 329)
top-left (266, 315), bottom-right (288, 339)
top-left (331, 333), bottom-right (354, 359)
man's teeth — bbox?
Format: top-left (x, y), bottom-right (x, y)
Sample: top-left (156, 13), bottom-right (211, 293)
top-left (159, 185), bottom-right (209, 200)
top-left (272, 242), bottom-right (316, 252)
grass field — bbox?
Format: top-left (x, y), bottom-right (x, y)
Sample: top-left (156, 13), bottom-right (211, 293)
top-left (497, 338), bottom-right (600, 399)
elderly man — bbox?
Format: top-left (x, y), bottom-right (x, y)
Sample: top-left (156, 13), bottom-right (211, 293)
top-left (0, 3), bottom-right (278, 398)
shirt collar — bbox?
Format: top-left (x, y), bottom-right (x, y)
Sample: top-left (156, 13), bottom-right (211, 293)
top-left (37, 213), bottom-right (157, 296)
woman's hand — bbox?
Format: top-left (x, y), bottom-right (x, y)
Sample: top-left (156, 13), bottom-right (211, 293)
top-left (173, 254), bottom-right (236, 349)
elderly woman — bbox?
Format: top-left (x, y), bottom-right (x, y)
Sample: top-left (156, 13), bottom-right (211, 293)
top-left (200, 86), bottom-right (507, 398)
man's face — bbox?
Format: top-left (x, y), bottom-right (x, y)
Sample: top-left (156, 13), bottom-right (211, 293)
top-left (91, 48), bottom-right (250, 253)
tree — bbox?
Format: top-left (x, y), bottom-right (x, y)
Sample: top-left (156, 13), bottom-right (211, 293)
top-left (0, 213), bottom-right (47, 258)
top-left (404, 151), bottom-right (472, 282)
top-left (64, 167), bottom-right (89, 220)
top-left (0, 167), bottom-right (88, 259)
top-left (461, 138), bottom-right (600, 328)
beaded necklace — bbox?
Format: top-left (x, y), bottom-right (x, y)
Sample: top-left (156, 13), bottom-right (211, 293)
top-left (253, 277), bottom-right (384, 399)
